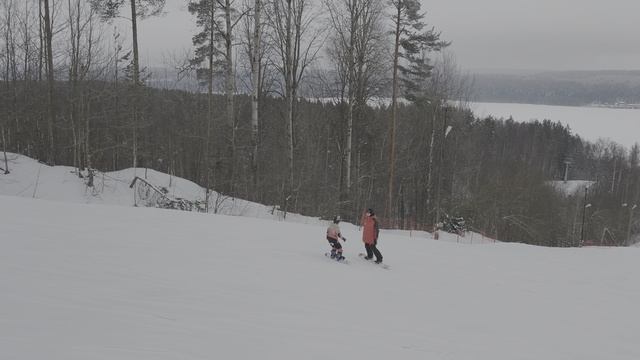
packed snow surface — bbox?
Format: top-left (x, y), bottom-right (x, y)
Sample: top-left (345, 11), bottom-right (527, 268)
top-left (1, 194), bottom-right (639, 360)
top-left (1, 153), bottom-right (639, 359)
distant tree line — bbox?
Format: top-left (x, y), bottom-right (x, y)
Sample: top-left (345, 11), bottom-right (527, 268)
top-left (1, 0), bottom-right (638, 246)
top-left (473, 72), bottom-right (640, 106)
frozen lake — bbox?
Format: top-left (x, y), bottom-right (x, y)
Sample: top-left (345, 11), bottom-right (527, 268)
top-left (470, 102), bottom-right (640, 149)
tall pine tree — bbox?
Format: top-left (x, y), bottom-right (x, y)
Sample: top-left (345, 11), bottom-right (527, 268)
top-left (386, 0), bottom-right (447, 223)
top-left (90, 0), bottom-right (166, 169)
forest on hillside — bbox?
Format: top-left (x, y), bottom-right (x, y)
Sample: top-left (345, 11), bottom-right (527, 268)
top-left (472, 71), bottom-right (640, 106)
top-left (1, 0), bottom-right (639, 246)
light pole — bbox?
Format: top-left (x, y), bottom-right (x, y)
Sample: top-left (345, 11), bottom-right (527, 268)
top-left (434, 106), bottom-right (453, 233)
top-left (580, 185), bottom-right (591, 246)
top-left (623, 203), bottom-right (637, 246)
top-left (563, 157), bottom-right (573, 182)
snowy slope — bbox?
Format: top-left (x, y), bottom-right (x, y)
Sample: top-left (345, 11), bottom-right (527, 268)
top-left (2, 195), bottom-right (639, 360)
top-left (548, 180), bottom-right (595, 197)
top-left (0, 153), bottom-right (492, 244)
top-left (0, 153), bottom-right (324, 225)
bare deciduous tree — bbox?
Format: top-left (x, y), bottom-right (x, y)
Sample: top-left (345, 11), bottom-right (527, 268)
top-left (91, 0), bottom-right (166, 169)
top-left (249, 0), bottom-right (261, 195)
top-left (42, 0), bottom-right (56, 164)
top-left (187, 0), bottom-right (216, 211)
top-left (266, 0), bottom-right (323, 214)
top-left (325, 0), bottom-right (385, 217)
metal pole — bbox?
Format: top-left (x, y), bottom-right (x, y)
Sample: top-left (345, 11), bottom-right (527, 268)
top-left (580, 186), bottom-right (589, 246)
top-left (435, 107), bottom-right (452, 229)
top-left (626, 205), bottom-right (636, 245)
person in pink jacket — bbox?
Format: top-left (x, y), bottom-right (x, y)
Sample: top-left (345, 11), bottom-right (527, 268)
top-left (361, 208), bottom-right (383, 263)
top-left (326, 215), bottom-right (347, 260)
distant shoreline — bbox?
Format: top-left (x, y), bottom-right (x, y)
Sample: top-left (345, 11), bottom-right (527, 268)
top-left (470, 102), bottom-right (639, 149)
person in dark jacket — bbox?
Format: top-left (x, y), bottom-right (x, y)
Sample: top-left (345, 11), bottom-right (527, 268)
top-left (361, 208), bottom-right (383, 263)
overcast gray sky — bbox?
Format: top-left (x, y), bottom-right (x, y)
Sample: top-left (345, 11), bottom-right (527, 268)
top-left (135, 0), bottom-right (640, 72)
top-left (422, 0), bottom-right (640, 71)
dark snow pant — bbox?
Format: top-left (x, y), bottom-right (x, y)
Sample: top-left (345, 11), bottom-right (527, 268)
top-left (365, 243), bottom-right (382, 262)
top-left (327, 237), bottom-right (343, 256)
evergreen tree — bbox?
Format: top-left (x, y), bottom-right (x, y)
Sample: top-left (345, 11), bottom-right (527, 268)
top-left (386, 0), bottom-right (447, 220)
top-left (90, 0), bottom-right (166, 169)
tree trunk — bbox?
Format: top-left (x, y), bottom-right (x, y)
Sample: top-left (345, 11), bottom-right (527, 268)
top-left (285, 0), bottom-right (294, 210)
top-left (43, 0), bottom-right (56, 164)
top-left (22, 1), bottom-right (29, 83)
top-left (130, 0), bottom-right (140, 169)
top-left (345, 0), bottom-right (357, 197)
top-left (611, 158), bottom-right (617, 193)
top-left (204, 2), bottom-right (215, 212)
top-left (426, 106), bottom-right (436, 220)
top-left (386, 2), bottom-right (401, 221)
top-left (2, 126), bottom-right (8, 174)
top-left (113, 32), bottom-right (120, 171)
top-left (224, 0), bottom-right (236, 193)
top-left (251, 0), bottom-right (261, 196)
top-left (38, 0), bottom-right (43, 82)
top-left (4, 2), bottom-right (12, 157)
top-left (68, 0), bottom-right (80, 173)
top-left (85, 93), bottom-right (91, 170)
top-left (84, 5), bottom-right (95, 177)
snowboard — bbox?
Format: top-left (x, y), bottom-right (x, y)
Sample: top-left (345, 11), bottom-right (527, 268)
top-left (358, 253), bottom-right (390, 270)
top-left (325, 252), bottom-right (349, 264)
